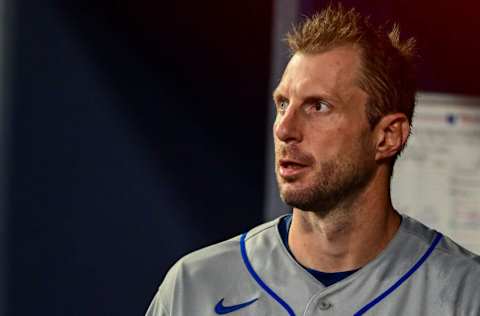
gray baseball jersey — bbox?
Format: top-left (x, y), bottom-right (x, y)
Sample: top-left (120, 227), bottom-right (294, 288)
top-left (146, 214), bottom-right (480, 315)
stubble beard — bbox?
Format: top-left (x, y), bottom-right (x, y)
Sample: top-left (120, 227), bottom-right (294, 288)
top-left (276, 147), bottom-right (376, 217)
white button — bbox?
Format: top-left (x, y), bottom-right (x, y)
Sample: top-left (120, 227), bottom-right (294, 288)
top-left (318, 301), bottom-right (332, 310)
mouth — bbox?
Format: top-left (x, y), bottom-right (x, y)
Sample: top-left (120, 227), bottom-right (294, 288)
top-left (278, 159), bottom-right (309, 178)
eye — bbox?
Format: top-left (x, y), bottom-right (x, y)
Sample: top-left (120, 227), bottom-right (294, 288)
top-left (310, 100), bottom-right (330, 113)
top-left (277, 100), bottom-right (289, 112)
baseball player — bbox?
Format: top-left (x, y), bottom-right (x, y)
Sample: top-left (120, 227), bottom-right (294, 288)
top-left (146, 5), bottom-right (480, 315)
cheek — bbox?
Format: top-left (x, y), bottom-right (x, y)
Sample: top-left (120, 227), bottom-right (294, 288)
top-left (307, 123), bottom-right (365, 161)
top-left (307, 123), bottom-right (345, 151)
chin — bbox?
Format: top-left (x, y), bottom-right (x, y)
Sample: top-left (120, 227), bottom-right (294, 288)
top-left (279, 182), bottom-right (316, 209)
top-left (278, 178), bottom-right (348, 214)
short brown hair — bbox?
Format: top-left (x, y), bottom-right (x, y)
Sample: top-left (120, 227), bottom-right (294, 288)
top-left (286, 4), bottom-right (417, 130)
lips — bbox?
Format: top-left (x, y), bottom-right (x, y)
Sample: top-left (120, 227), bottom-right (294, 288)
top-left (278, 159), bottom-right (309, 178)
top-left (279, 159), bottom-right (307, 168)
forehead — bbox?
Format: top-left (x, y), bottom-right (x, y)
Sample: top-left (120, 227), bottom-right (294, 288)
top-left (275, 46), bottom-right (363, 100)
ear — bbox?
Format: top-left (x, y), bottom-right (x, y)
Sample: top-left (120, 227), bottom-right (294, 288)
top-left (374, 113), bottom-right (410, 161)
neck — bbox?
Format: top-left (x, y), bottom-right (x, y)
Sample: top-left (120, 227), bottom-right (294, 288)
top-left (288, 169), bottom-right (401, 272)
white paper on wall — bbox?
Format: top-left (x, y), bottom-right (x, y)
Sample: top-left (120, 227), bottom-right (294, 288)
top-left (392, 92), bottom-right (480, 254)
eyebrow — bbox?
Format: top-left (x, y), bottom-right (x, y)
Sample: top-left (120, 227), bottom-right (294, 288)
top-left (272, 90), bottom-right (284, 101)
top-left (272, 91), bottom-right (340, 104)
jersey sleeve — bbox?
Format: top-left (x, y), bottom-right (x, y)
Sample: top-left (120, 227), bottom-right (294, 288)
top-left (145, 290), bottom-right (169, 316)
top-left (145, 260), bottom-right (182, 316)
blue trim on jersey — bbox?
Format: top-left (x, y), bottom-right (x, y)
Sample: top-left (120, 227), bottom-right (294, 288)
top-left (354, 232), bottom-right (443, 316)
top-left (240, 232), bottom-right (296, 316)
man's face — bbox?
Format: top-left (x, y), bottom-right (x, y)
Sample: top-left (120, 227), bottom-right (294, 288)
top-left (273, 46), bottom-right (377, 214)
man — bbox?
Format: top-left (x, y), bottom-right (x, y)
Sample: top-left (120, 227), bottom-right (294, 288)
top-left (146, 5), bottom-right (480, 315)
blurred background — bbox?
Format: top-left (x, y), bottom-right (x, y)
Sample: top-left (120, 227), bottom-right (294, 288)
top-left (0, 0), bottom-right (479, 315)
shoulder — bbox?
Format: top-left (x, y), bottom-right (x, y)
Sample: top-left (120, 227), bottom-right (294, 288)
top-left (401, 214), bottom-right (480, 313)
top-left (401, 214), bottom-right (480, 268)
top-left (400, 214), bottom-right (480, 271)
top-left (146, 217), bottom-right (283, 315)
top-left (174, 216), bottom-right (280, 274)
top-left (434, 235), bottom-right (480, 314)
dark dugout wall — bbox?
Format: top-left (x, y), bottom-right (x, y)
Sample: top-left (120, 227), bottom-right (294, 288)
top-left (7, 1), bottom-right (271, 315)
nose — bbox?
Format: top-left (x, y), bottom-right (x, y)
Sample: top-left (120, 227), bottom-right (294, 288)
top-left (274, 107), bottom-right (303, 144)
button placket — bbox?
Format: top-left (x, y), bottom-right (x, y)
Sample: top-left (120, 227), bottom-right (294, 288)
top-left (318, 300), bottom-right (332, 310)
